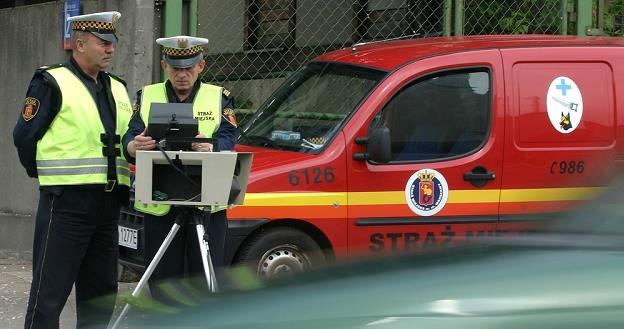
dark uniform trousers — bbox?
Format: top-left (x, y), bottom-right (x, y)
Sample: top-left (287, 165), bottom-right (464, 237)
top-left (144, 208), bottom-right (227, 304)
top-left (25, 186), bottom-right (122, 329)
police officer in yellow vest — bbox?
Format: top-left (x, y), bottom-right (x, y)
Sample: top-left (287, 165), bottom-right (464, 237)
top-left (123, 36), bottom-right (237, 304)
top-left (12, 11), bottom-right (132, 329)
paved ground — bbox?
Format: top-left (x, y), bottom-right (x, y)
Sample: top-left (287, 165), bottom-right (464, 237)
top-left (0, 257), bottom-right (139, 329)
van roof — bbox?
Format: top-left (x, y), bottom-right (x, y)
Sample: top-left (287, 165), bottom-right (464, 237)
top-left (315, 35), bottom-right (624, 71)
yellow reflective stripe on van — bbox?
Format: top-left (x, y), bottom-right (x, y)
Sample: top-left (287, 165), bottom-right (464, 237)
top-left (243, 192), bottom-right (348, 206)
top-left (348, 190), bottom-right (501, 204)
top-left (241, 187), bottom-right (604, 206)
top-left (499, 187), bottom-right (603, 202)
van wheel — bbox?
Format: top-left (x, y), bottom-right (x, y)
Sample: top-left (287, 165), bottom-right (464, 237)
top-left (236, 227), bottom-right (324, 280)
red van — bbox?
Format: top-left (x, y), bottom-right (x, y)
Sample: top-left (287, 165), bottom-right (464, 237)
top-left (119, 35), bottom-right (624, 279)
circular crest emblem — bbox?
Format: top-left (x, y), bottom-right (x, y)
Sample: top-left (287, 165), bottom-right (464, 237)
top-left (404, 169), bottom-right (448, 216)
top-left (546, 76), bottom-right (583, 134)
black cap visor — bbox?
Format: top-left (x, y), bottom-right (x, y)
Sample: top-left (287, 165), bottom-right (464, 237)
top-left (164, 52), bottom-right (203, 69)
top-left (91, 31), bottom-right (118, 43)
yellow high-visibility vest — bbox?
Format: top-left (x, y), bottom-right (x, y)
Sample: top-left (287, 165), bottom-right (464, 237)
top-left (135, 82), bottom-right (224, 216)
top-left (36, 66), bottom-right (132, 187)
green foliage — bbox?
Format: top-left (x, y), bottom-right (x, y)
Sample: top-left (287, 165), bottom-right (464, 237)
top-left (604, 0), bottom-right (624, 36)
top-left (465, 0), bottom-right (563, 35)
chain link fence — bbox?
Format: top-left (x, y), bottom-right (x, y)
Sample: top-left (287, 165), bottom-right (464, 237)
top-left (197, 0), bottom-right (623, 127)
top-left (464, 0), bottom-right (563, 35)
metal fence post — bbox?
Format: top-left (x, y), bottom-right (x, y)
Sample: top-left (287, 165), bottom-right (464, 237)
top-left (454, 0), bottom-right (464, 36)
top-left (162, 0), bottom-right (183, 81)
top-left (597, 0), bottom-right (605, 31)
top-left (443, 0), bottom-right (453, 36)
top-left (576, 0), bottom-right (593, 35)
top-left (164, 0), bottom-right (183, 37)
top-left (561, 0), bottom-right (569, 35)
top-left (189, 0), bottom-right (198, 36)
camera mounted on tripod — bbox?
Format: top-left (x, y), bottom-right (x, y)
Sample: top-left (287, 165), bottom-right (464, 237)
top-left (146, 102), bottom-right (221, 151)
top-left (135, 102), bottom-right (252, 207)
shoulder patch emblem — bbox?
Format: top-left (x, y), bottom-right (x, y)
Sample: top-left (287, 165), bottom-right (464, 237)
top-left (22, 97), bottom-right (40, 121)
top-left (223, 88), bottom-right (231, 97)
top-left (223, 107), bottom-right (237, 128)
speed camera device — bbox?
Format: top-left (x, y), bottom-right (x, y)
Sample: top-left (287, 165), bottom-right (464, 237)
top-left (147, 103), bottom-right (198, 151)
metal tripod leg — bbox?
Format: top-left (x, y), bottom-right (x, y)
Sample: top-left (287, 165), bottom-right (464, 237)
top-left (110, 221), bottom-right (181, 329)
top-left (195, 220), bottom-right (219, 292)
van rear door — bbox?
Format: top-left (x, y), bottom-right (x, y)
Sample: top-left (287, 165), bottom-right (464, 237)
top-left (498, 47), bottom-right (617, 231)
top-left (346, 50), bottom-right (505, 257)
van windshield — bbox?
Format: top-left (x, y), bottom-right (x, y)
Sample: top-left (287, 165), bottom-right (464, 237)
top-left (239, 62), bottom-right (386, 152)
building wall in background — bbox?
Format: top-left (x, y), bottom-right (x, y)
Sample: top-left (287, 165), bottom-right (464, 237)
top-left (0, 0), bottom-right (156, 256)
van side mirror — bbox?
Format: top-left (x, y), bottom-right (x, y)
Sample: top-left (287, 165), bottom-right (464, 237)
top-left (353, 127), bottom-right (391, 163)
top-left (369, 127), bottom-right (391, 163)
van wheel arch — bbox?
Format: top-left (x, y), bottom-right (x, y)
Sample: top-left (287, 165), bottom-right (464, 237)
top-left (233, 221), bottom-right (333, 280)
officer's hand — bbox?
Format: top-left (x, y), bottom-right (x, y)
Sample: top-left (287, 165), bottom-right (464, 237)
top-left (192, 134), bottom-right (213, 152)
top-left (130, 129), bottom-right (156, 156)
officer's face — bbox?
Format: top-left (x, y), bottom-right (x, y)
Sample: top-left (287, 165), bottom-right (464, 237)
top-left (162, 60), bottom-right (205, 94)
top-left (77, 33), bottom-right (115, 72)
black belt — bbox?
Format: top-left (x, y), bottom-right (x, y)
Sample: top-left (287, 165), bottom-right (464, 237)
top-left (57, 182), bottom-right (118, 192)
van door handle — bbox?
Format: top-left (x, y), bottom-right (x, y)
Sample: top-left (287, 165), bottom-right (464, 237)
top-left (464, 166), bottom-right (496, 187)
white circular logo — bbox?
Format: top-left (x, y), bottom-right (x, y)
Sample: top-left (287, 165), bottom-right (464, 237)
top-left (404, 169), bottom-right (448, 217)
top-left (546, 76), bottom-right (583, 134)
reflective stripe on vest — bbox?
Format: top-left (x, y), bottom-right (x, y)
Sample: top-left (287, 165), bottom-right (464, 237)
top-left (135, 82), bottom-right (224, 216)
top-left (36, 67), bottom-right (133, 187)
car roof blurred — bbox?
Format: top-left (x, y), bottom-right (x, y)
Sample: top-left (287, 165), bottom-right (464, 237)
top-left (125, 177), bottom-right (624, 328)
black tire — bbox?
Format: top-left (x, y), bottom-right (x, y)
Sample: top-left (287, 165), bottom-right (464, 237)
top-left (236, 227), bottom-right (325, 280)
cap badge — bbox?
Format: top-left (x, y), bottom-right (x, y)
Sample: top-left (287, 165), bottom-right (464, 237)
top-left (112, 14), bottom-right (120, 26)
top-left (178, 38), bottom-right (189, 49)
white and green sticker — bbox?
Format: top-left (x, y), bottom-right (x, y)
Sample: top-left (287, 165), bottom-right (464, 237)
top-left (546, 76), bottom-right (583, 134)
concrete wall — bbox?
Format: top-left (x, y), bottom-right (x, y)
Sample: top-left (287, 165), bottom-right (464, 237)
top-left (0, 0), bottom-right (157, 257)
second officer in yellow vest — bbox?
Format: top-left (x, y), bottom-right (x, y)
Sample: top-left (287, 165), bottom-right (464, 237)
top-left (123, 36), bottom-right (237, 304)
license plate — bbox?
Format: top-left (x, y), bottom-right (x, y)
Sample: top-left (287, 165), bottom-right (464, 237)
top-left (118, 225), bottom-right (138, 249)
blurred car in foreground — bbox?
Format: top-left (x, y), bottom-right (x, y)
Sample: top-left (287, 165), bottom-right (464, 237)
top-left (120, 179), bottom-right (624, 329)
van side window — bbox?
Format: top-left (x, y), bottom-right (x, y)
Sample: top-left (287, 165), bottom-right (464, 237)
top-left (374, 69), bottom-right (491, 162)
